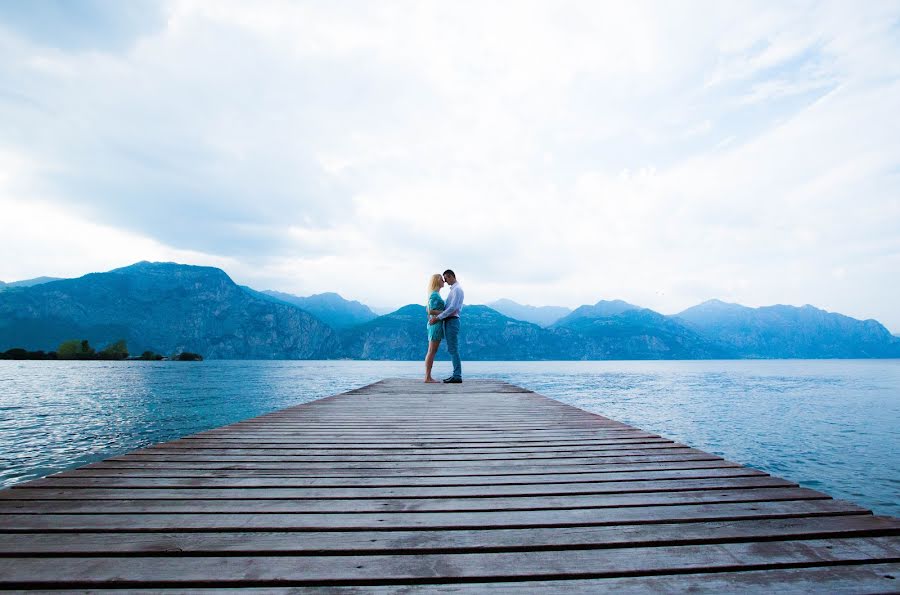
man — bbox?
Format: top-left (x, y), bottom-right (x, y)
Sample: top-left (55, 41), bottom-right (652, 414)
top-left (429, 269), bottom-right (464, 383)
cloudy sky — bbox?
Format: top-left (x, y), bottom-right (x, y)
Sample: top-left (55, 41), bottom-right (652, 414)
top-left (0, 1), bottom-right (898, 329)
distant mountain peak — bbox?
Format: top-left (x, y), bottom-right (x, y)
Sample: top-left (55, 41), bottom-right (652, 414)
top-left (112, 260), bottom-right (167, 271)
top-left (487, 299), bottom-right (572, 327)
top-left (112, 261), bottom-right (223, 275)
top-left (558, 299), bottom-right (639, 322)
top-left (260, 289), bottom-right (376, 329)
top-left (306, 291), bottom-right (362, 304)
top-left (1, 276), bottom-right (65, 290)
top-left (677, 299), bottom-right (750, 317)
top-left (699, 298), bottom-right (741, 307)
top-left (592, 298), bottom-right (638, 309)
top-left (489, 298), bottom-right (559, 308)
top-left (699, 298), bottom-right (729, 306)
top-left (491, 298), bottom-right (519, 306)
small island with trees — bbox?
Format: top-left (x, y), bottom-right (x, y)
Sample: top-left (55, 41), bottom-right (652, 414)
top-left (0, 339), bottom-right (202, 361)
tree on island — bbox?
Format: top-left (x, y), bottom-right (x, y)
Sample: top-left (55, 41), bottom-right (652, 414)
top-left (98, 340), bottom-right (129, 360)
top-left (1, 348), bottom-right (30, 360)
top-left (0, 348), bottom-right (56, 360)
top-left (4, 340), bottom-right (201, 361)
top-left (56, 339), bottom-right (130, 360)
top-left (57, 339), bottom-right (95, 360)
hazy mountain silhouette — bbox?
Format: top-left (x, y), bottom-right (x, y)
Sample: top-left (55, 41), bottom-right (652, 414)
top-left (553, 306), bottom-right (732, 359)
top-left (556, 299), bottom-right (641, 324)
top-left (676, 299), bottom-right (900, 358)
top-left (261, 290), bottom-right (377, 329)
top-left (0, 276), bottom-right (63, 289)
top-left (487, 299), bottom-right (571, 327)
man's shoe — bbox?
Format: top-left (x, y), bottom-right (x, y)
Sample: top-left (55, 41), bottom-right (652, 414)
top-left (443, 377), bottom-right (462, 383)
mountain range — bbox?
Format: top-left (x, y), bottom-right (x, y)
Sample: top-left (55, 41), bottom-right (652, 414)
top-left (675, 299), bottom-right (899, 359)
top-left (0, 263), bottom-right (337, 359)
top-left (260, 290), bottom-right (377, 328)
top-left (0, 277), bottom-right (62, 290)
top-left (487, 299), bottom-right (572, 326)
top-left (1, 262), bottom-right (897, 360)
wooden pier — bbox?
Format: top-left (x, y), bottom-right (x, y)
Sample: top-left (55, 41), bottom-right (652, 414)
top-left (0, 378), bottom-right (898, 592)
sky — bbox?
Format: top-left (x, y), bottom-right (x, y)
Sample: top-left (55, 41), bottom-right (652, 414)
top-left (0, 1), bottom-right (898, 330)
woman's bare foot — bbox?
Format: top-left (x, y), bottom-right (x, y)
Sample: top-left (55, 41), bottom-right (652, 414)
top-left (424, 378), bottom-right (439, 383)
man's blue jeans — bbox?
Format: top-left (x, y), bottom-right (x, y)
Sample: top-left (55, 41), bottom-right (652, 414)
top-left (444, 317), bottom-right (461, 379)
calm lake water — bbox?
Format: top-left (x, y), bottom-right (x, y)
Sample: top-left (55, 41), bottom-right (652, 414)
top-left (1, 359), bottom-right (897, 517)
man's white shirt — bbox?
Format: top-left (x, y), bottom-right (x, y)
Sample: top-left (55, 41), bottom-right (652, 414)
top-left (437, 282), bottom-right (464, 320)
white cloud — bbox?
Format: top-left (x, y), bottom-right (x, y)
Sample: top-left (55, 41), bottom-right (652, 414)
top-left (0, 0), bottom-right (897, 330)
top-left (0, 151), bottom-right (239, 280)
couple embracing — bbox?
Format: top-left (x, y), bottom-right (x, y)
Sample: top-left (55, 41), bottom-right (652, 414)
top-left (424, 269), bottom-right (464, 384)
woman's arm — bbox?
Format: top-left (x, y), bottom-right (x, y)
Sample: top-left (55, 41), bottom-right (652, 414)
top-left (427, 293), bottom-right (444, 317)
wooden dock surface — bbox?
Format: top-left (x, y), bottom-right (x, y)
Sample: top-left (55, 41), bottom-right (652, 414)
top-left (1, 378), bottom-right (898, 592)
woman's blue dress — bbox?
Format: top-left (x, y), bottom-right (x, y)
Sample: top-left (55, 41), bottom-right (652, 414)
top-left (427, 291), bottom-right (445, 342)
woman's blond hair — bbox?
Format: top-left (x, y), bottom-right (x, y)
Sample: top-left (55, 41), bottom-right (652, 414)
top-left (427, 273), bottom-right (443, 304)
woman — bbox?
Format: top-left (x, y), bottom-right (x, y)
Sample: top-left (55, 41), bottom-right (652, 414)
top-left (424, 273), bottom-right (445, 383)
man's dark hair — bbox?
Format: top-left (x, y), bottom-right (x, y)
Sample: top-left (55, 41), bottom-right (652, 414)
top-left (443, 269), bottom-right (456, 277)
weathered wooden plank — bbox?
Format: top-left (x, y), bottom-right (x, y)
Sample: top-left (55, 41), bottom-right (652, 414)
top-left (186, 425), bottom-right (655, 433)
top-left (0, 487), bottom-right (830, 514)
top-left (15, 467), bottom-right (776, 488)
top-left (234, 415), bottom-right (614, 419)
top-left (153, 437), bottom-right (677, 448)
top-left (197, 426), bottom-right (618, 431)
top-left (201, 416), bottom-right (611, 421)
top-left (111, 445), bottom-right (702, 461)
top-left (0, 475), bottom-right (797, 500)
top-left (102, 454), bottom-right (707, 465)
top-left (192, 427), bottom-right (645, 435)
top-left (202, 418), bottom-right (631, 425)
top-left (62, 460), bottom-right (741, 478)
top-left (0, 499), bottom-right (871, 532)
top-left (82, 453), bottom-right (723, 470)
top-left (185, 434), bottom-right (665, 444)
top-left (2, 515), bottom-right (896, 555)
top-left (223, 420), bottom-right (623, 426)
top-left (134, 442), bottom-right (692, 453)
top-left (0, 537), bottom-right (897, 587)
